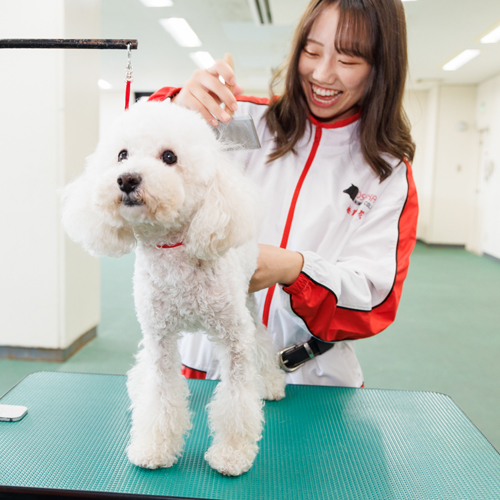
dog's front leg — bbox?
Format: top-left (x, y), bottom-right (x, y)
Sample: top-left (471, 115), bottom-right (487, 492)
top-left (126, 332), bottom-right (191, 469)
top-left (204, 310), bottom-right (264, 476)
top-left (246, 294), bottom-right (286, 401)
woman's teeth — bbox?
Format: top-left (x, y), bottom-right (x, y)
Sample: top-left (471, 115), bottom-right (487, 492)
top-left (312, 84), bottom-right (342, 100)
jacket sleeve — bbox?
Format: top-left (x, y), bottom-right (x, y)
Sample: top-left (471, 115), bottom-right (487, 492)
top-left (282, 160), bottom-right (418, 342)
top-left (148, 86), bottom-right (182, 102)
top-left (147, 88), bottom-right (270, 110)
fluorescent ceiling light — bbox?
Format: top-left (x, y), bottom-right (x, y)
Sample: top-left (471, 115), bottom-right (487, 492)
top-left (480, 25), bottom-right (500, 44)
top-left (139, 0), bottom-right (173, 6)
top-left (159, 18), bottom-right (201, 47)
top-left (189, 51), bottom-right (215, 69)
top-left (442, 50), bottom-right (480, 71)
top-left (402, 0), bottom-right (417, 2)
top-left (98, 79), bottom-right (113, 90)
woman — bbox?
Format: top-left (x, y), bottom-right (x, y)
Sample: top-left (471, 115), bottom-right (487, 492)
top-left (149, 0), bottom-right (418, 387)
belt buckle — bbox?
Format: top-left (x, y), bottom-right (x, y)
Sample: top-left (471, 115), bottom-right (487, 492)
top-left (278, 344), bottom-right (308, 373)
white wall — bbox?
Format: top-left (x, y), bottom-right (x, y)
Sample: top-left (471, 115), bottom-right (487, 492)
top-left (406, 85), bottom-right (480, 246)
top-left (99, 90), bottom-right (126, 140)
top-left (406, 80), bottom-right (500, 256)
top-left (63, 0), bottom-right (102, 348)
top-left (0, 0), bottom-right (101, 349)
top-left (430, 86), bottom-right (479, 245)
top-left (474, 74), bottom-right (500, 259)
top-left (404, 89), bottom-right (430, 239)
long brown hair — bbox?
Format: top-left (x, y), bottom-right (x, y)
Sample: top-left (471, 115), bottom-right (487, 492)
top-left (265, 0), bottom-right (415, 181)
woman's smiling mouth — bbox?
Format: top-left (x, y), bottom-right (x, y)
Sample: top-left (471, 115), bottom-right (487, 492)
top-left (310, 83), bottom-right (343, 107)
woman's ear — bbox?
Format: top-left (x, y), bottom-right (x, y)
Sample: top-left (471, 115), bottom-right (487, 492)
top-left (185, 152), bottom-right (261, 260)
top-left (62, 172), bottom-right (136, 258)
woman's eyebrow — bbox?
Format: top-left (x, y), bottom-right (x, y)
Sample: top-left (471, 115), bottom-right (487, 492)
top-left (305, 38), bottom-right (324, 46)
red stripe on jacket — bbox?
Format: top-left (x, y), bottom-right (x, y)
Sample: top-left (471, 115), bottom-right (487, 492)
top-left (262, 126), bottom-right (323, 327)
top-left (236, 95), bottom-right (270, 106)
top-left (148, 87), bottom-right (182, 102)
top-left (283, 159), bottom-right (418, 342)
top-left (147, 88), bottom-right (271, 107)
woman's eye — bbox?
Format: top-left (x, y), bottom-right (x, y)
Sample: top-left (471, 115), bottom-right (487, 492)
top-left (304, 49), bottom-right (318, 57)
top-left (118, 150), bottom-right (128, 161)
top-left (162, 150), bottom-right (177, 165)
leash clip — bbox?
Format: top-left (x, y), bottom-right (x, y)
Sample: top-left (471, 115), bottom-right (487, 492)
top-left (124, 43), bottom-right (134, 110)
top-left (125, 43), bottom-right (134, 83)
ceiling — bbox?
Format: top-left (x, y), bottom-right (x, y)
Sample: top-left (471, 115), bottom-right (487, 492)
top-left (100, 0), bottom-right (500, 95)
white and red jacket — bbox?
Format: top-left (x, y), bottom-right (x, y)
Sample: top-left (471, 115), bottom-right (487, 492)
top-left (149, 89), bottom-right (418, 387)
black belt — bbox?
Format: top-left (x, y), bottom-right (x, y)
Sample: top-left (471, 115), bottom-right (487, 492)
top-left (278, 338), bottom-right (336, 372)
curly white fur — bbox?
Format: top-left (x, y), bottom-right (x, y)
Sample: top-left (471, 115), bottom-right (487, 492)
top-left (62, 101), bottom-right (286, 476)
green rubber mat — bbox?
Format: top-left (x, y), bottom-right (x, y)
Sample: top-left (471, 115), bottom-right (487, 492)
top-left (1, 372), bottom-right (499, 499)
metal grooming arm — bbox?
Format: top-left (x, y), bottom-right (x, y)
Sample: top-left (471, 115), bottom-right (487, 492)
top-left (0, 39), bottom-right (138, 50)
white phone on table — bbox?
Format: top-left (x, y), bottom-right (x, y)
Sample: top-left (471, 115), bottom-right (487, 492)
top-left (0, 404), bottom-right (28, 422)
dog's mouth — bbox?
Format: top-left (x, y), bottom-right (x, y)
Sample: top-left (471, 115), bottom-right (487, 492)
top-left (121, 194), bottom-right (145, 207)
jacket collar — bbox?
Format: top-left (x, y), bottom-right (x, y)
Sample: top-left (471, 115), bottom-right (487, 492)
top-left (309, 109), bottom-right (361, 129)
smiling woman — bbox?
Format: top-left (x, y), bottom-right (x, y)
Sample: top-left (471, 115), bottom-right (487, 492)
top-left (149, 0), bottom-right (419, 388)
top-left (266, 0), bottom-right (414, 180)
top-left (298, 7), bottom-right (372, 122)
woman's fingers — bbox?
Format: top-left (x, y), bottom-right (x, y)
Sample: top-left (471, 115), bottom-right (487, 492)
top-left (208, 90), bottom-right (222, 105)
top-left (174, 59), bottom-right (241, 126)
top-left (174, 87), bottom-right (219, 126)
top-left (188, 81), bottom-right (233, 123)
top-left (232, 84), bottom-right (244, 97)
top-left (203, 60), bottom-right (241, 114)
top-left (207, 59), bottom-right (236, 87)
top-left (197, 67), bottom-right (239, 113)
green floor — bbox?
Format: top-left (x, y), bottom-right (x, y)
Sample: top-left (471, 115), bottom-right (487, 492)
top-left (1, 243), bottom-right (499, 451)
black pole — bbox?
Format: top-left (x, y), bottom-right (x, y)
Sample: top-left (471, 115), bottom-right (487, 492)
top-left (0, 39), bottom-right (138, 50)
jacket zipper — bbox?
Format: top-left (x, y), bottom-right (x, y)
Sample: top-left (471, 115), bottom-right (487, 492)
top-left (262, 125), bottom-right (323, 327)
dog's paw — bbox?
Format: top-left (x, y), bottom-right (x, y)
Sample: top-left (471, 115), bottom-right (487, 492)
top-left (262, 370), bottom-right (286, 401)
top-left (205, 442), bottom-right (258, 476)
top-left (127, 442), bottom-right (178, 469)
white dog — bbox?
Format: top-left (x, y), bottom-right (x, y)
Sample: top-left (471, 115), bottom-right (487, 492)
top-left (62, 100), bottom-right (286, 476)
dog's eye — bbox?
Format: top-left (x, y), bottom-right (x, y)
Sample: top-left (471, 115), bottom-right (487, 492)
top-left (162, 150), bottom-right (177, 165)
top-left (118, 150), bottom-right (128, 162)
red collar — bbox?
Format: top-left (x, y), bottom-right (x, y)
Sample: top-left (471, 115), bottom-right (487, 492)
top-left (157, 242), bottom-right (183, 249)
top-left (309, 109), bottom-right (361, 129)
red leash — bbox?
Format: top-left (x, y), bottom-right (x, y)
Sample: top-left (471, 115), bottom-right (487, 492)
top-left (125, 80), bottom-right (131, 110)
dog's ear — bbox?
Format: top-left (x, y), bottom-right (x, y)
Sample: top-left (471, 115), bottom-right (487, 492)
top-left (185, 152), bottom-right (260, 260)
top-left (62, 170), bottom-right (137, 258)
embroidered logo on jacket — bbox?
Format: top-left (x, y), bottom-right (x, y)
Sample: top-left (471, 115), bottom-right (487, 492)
top-left (343, 184), bottom-right (360, 204)
top-left (344, 184), bottom-right (378, 219)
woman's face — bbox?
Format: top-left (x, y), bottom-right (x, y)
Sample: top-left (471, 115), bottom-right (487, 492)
top-left (298, 4), bottom-right (372, 124)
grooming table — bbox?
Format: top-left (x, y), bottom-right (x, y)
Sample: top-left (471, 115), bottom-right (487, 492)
top-left (1, 372), bottom-right (499, 499)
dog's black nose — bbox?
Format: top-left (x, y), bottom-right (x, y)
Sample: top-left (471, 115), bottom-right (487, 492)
top-left (117, 173), bottom-right (142, 194)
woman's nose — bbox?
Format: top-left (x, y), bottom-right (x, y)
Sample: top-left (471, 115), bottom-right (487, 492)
top-left (313, 58), bottom-right (337, 85)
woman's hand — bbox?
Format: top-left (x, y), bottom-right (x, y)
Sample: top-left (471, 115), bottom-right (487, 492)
top-left (249, 244), bottom-right (304, 293)
top-left (172, 59), bottom-right (243, 127)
